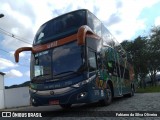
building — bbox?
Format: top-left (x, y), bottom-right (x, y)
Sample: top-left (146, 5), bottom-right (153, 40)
top-left (0, 72), bottom-right (5, 109)
top-left (0, 72), bottom-right (30, 109)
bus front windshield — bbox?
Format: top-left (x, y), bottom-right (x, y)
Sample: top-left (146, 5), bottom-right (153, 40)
top-left (52, 42), bottom-right (83, 77)
top-left (31, 42), bottom-right (84, 82)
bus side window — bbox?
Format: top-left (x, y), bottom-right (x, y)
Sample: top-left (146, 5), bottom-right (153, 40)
top-left (97, 53), bottom-right (102, 69)
top-left (124, 69), bottom-right (129, 79)
top-left (88, 50), bottom-right (97, 71)
top-left (107, 61), bottom-right (114, 74)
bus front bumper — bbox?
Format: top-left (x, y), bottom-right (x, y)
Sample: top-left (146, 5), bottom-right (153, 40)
top-left (30, 84), bottom-right (95, 106)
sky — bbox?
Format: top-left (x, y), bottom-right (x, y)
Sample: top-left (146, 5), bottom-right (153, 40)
top-left (0, 0), bottom-right (160, 86)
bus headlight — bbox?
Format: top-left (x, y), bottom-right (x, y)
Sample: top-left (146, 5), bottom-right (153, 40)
top-left (72, 75), bottom-right (96, 88)
top-left (77, 92), bottom-right (87, 99)
top-left (29, 88), bottom-right (37, 93)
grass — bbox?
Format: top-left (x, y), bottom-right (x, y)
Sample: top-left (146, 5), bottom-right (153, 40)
top-left (136, 85), bottom-right (160, 93)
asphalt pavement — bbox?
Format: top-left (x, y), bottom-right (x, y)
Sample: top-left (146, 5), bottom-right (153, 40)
top-left (1, 93), bottom-right (160, 120)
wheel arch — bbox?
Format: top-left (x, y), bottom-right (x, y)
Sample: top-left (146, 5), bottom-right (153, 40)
top-left (107, 80), bottom-right (114, 97)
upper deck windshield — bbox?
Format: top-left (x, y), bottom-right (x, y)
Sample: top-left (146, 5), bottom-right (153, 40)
top-left (33, 10), bottom-right (86, 45)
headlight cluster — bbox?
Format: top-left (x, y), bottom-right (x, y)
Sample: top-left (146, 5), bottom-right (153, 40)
top-left (72, 75), bottom-right (96, 88)
top-left (29, 88), bottom-right (37, 93)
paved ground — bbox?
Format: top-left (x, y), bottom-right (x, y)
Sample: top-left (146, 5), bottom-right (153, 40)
top-left (1, 93), bottom-right (160, 120)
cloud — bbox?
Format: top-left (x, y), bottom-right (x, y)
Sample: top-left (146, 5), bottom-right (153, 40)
top-left (10, 51), bottom-right (26, 57)
top-left (25, 70), bottom-right (30, 77)
top-left (155, 16), bottom-right (160, 26)
top-left (97, 0), bottom-right (159, 42)
top-left (0, 0), bottom-right (160, 49)
top-left (106, 13), bottom-right (122, 26)
top-left (0, 1), bottom-right (34, 50)
top-left (0, 58), bottom-right (18, 70)
top-left (5, 69), bottom-right (23, 78)
top-left (49, 0), bottom-right (159, 42)
top-left (0, 0), bottom-right (160, 87)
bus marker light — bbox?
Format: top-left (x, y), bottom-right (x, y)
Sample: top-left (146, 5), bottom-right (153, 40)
top-left (32, 99), bottom-right (35, 103)
top-left (50, 91), bottom-right (54, 95)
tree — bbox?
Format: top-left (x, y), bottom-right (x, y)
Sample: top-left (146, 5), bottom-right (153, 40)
top-left (121, 26), bottom-right (160, 87)
top-left (121, 40), bottom-right (133, 64)
top-left (121, 36), bottom-right (148, 88)
top-left (132, 36), bottom-right (148, 88)
top-left (146, 26), bottom-right (160, 86)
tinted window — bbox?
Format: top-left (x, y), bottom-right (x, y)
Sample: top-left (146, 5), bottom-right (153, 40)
top-left (34, 10), bottom-right (86, 45)
top-left (52, 42), bottom-right (83, 76)
top-left (86, 37), bottom-right (101, 52)
top-left (87, 11), bottom-right (101, 36)
top-left (88, 50), bottom-right (97, 71)
top-left (31, 50), bottom-right (52, 80)
top-left (102, 24), bottom-right (115, 47)
top-left (124, 69), bottom-right (129, 79)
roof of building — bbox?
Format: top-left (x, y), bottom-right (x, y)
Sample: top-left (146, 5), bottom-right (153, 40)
top-left (0, 72), bottom-right (5, 75)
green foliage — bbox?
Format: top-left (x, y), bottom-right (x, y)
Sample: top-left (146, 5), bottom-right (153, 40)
top-left (5, 81), bottom-right (30, 89)
top-left (146, 26), bottom-right (160, 86)
top-left (121, 36), bottom-right (148, 88)
top-left (121, 26), bottom-right (160, 87)
top-left (136, 86), bottom-right (160, 93)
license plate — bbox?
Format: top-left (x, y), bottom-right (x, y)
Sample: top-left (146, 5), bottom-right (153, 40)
top-left (49, 100), bottom-right (59, 105)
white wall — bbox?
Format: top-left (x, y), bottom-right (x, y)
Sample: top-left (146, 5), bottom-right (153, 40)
top-left (0, 73), bottom-right (30, 109)
top-left (0, 75), bottom-right (4, 89)
top-left (4, 87), bottom-right (30, 108)
top-left (0, 74), bottom-right (5, 109)
top-left (0, 90), bottom-right (5, 109)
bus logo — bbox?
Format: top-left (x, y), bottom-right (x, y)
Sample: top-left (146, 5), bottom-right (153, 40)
top-left (50, 91), bottom-right (55, 95)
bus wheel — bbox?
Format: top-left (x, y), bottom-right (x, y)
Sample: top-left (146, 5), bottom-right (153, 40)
top-left (100, 84), bottom-right (113, 106)
top-left (30, 98), bottom-right (38, 107)
top-left (60, 104), bottom-right (72, 109)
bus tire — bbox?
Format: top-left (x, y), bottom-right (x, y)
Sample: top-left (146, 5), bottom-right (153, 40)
top-left (30, 98), bottom-right (38, 107)
top-left (100, 84), bottom-right (113, 106)
top-left (60, 104), bottom-right (72, 109)
top-left (32, 103), bottom-right (38, 107)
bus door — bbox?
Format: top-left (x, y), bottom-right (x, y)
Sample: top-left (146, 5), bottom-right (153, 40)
top-left (86, 37), bottom-right (99, 85)
top-left (86, 37), bottom-right (107, 98)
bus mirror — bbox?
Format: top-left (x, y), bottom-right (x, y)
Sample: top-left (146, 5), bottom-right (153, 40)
top-left (14, 47), bottom-right (32, 63)
top-left (77, 25), bottom-right (94, 45)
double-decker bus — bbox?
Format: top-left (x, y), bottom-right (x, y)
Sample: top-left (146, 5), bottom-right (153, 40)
top-left (14, 9), bottom-right (135, 109)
